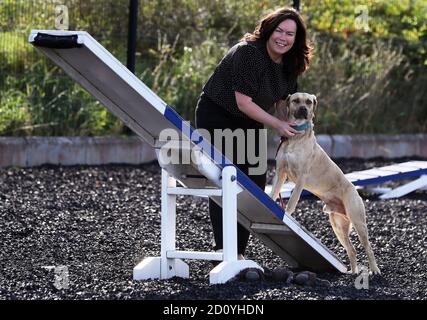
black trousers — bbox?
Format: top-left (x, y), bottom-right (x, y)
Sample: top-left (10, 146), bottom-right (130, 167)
top-left (195, 92), bottom-right (267, 255)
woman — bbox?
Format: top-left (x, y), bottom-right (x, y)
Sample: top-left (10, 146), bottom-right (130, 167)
top-left (195, 7), bottom-right (313, 260)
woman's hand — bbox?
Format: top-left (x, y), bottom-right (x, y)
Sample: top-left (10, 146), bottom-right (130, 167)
top-left (274, 120), bottom-right (300, 138)
top-left (234, 92), bottom-right (300, 138)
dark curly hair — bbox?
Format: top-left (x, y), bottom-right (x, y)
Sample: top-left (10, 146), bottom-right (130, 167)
top-left (241, 7), bottom-right (313, 77)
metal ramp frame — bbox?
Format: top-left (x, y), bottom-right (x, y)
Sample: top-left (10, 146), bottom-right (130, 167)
top-left (265, 161), bottom-right (427, 200)
top-left (29, 30), bottom-right (347, 284)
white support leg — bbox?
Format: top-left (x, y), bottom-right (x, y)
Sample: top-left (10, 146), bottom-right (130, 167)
top-left (134, 166), bottom-right (262, 284)
top-left (160, 169), bottom-right (189, 279)
top-left (222, 166), bottom-right (238, 263)
top-left (380, 175), bottom-right (427, 199)
top-left (209, 166), bottom-right (263, 284)
top-left (133, 169), bottom-right (189, 281)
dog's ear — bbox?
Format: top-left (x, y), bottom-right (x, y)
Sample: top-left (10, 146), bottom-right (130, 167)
top-left (276, 94), bottom-right (291, 121)
top-left (312, 94), bottom-right (318, 113)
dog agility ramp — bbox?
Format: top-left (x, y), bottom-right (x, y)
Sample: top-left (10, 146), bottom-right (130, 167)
top-left (29, 30), bottom-right (347, 275)
top-left (266, 161), bottom-right (427, 199)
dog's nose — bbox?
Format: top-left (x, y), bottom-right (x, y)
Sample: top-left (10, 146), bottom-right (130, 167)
top-left (295, 106), bottom-right (308, 119)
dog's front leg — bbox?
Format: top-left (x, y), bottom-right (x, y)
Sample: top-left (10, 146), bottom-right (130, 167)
top-left (285, 175), bottom-right (306, 215)
top-left (269, 163), bottom-right (288, 201)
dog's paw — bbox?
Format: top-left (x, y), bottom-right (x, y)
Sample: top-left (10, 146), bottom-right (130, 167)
top-left (370, 267), bottom-right (381, 276)
top-left (349, 266), bottom-right (359, 275)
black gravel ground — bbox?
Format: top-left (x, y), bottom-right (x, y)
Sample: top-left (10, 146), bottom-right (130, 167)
top-left (0, 157), bottom-right (426, 300)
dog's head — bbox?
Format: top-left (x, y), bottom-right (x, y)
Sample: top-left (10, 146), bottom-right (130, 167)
top-left (276, 92), bottom-right (318, 123)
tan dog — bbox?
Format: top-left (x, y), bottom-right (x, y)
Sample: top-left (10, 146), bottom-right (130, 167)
top-left (270, 92), bottom-right (380, 275)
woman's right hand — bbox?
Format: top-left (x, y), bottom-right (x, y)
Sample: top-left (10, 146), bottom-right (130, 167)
top-left (233, 92), bottom-right (301, 138)
top-left (274, 120), bottom-right (299, 138)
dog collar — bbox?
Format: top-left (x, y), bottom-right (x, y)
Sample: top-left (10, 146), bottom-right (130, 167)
top-left (291, 122), bottom-right (311, 132)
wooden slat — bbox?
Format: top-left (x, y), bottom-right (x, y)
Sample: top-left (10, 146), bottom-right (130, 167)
top-left (345, 172), bottom-right (380, 181)
top-left (376, 164), bottom-right (421, 173)
top-left (356, 168), bottom-right (399, 177)
top-left (251, 223), bottom-right (292, 235)
top-left (398, 161), bottom-right (427, 169)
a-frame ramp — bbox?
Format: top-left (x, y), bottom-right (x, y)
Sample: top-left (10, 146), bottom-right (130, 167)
top-left (29, 30), bottom-right (347, 275)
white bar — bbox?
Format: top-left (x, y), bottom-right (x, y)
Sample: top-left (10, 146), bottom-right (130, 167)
top-left (192, 149), bottom-right (223, 187)
top-left (167, 250), bottom-right (223, 261)
top-left (398, 161), bottom-right (427, 169)
top-left (222, 166), bottom-right (238, 262)
top-left (376, 164), bottom-right (420, 173)
top-left (364, 187), bottom-right (392, 194)
top-left (380, 175), bottom-right (427, 199)
top-left (167, 187), bottom-right (222, 197)
top-left (345, 172), bottom-right (380, 181)
top-left (251, 223), bottom-right (292, 235)
top-left (358, 168), bottom-right (398, 177)
top-left (160, 169), bottom-right (177, 279)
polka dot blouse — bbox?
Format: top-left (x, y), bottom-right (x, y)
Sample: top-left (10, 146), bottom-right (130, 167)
top-left (202, 40), bottom-right (298, 119)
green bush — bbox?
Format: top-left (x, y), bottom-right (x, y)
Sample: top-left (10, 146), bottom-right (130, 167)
top-left (0, 87), bottom-right (30, 135)
top-left (0, 0), bottom-right (426, 135)
top-left (140, 32), bottom-right (228, 123)
top-left (300, 33), bottom-right (414, 133)
top-left (0, 62), bottom-right (123, 136)
top-left (0, 31), bottom-right (31, 69)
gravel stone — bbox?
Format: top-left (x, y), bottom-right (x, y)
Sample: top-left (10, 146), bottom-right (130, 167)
top-left (0, 157), bottom-right (426, 300)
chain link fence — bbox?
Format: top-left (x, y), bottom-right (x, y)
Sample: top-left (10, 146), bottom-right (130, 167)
top-left (1, 0), bottom-right (130, 77)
